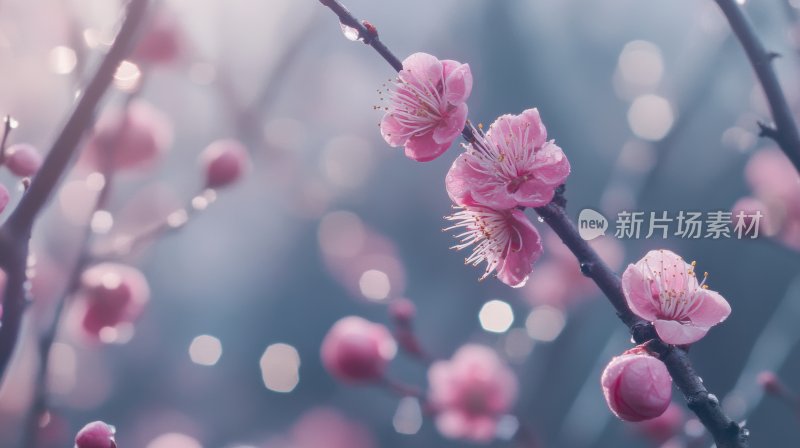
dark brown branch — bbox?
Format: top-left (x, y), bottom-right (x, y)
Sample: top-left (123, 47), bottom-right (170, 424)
top-left (318, 1), bottom-right (749, 446)
top-left (0, 0), bottom-right (149, 384)
top-left (715, 0), bottom-right (800, 174)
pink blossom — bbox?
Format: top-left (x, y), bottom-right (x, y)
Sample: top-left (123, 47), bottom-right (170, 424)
top-left (428, 344), bottom-right (518, 442)
top-left (199, 139), bottom-right (250, 188)
top-left (622, 250), bottom-right (731, 345)
top-left (289, 408), bottom-right (375, 448)
top-left (446, 108), bottom-right (570, 209)
top-left (380, 52), bottom-right (471, 162)
top-left (75, 421), bottom-right (116, 448)
top-left (321, 316), bottom-right (396, 383)
top-left (78, 263), bottom-right (150, 339)
top-left (601, 348), bottom-right (672, 422)
top-left (132, 15), bottom-right (182, 65)
top-left (81, 100), bottom-right (173, 172)
top-left (0, 183), bottom-right (8, 214)
top-left (739, 148), bottom-right (800, 249)
top-left (4, 143), bottom-right (42, 177)
top-left (445, 205), bottom-right (542, 288)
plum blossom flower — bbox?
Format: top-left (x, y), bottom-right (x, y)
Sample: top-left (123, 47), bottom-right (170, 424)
top-left (321, 316), bottom-right (396, 383)
top-left (77, 263), bottom-right (150, 340)
top-left (446, 108), bottom-right (570, 209)
top-left (199, 139), bottom-right (250, 189)
top-left (380, 52), bottom-right (472, 161)
top-left (4, 143), bottom-right (42, 177)
top-left (445, 205), bottom-right (542, 288)
top-left (75, 421), bottom-right (116, 448)
top-left (601, 348), bottom-right (672, 422)
top-left (732, 148), bottom-right (800, 250)
top-left (622, 250), bottom-right (731, 345)
top-left (428, 344), bottom-right (518, 442)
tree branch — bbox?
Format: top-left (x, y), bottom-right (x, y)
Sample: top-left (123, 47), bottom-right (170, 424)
top-left (317, 1), bottom-right (750, 446)
top-left (0, 0), bottom-right (149, 384)
top-left (715, 0), bottom-right (800, 174)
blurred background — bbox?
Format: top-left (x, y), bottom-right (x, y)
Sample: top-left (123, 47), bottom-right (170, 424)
top-left (0, 0), bottom-right (798, 447)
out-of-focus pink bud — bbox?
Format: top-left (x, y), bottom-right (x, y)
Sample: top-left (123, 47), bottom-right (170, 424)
top-left (0, 183), bottom-right (9, 214)
top-left (321, 316), bottom-right (396, 383)
top-left (389, 298), bottom-right (416, 324)
top-left (78, 263), bottom-right (149, 338)
top-left (601, 349), bottom-right (672, 422)
top-left (75, 421), bottom-right (116, 448)
top-left (131, 16), bottom-right (182, 65)
top-left (82, 100), bottom-right (172, 172)
top-left (631, 402), bottom-right (684, 443)
top-left (5, 143), bottom-right (42, 177)
top-left (199, 139), bottom-right (250, 189)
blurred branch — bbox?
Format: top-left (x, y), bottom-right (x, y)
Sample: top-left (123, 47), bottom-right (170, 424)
top-left (0, 0), bottom-right (149, 385)
top-left (17, 82), bottom-right (145, 448)
top-left (714, 0), bottom-right (800, 174)
top-left (318, 1), bottom-right (750, 446)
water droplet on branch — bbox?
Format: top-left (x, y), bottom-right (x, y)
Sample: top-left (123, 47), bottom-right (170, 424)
top-left (339, 22), bottom-right (362, 42)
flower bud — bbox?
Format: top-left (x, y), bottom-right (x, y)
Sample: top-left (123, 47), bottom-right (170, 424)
top-left (82, 100), bottom-right (172, 172)
top-left (631, 402), bottom-right (684, 443)
top-left (79, 263), bottom-right (149, 339)
top-left (132, 16), bottom-right (182, 65)
top-left (5, 143), bottom-right (42, 177)
top-left (199, 139), bottom-right (250, 189)
top-left (601, 350), bottom-right (672, 422)
top-left (0, 183), bottom-right (8, 214)
top-left (75, 421), bottom-right (116, 448)
top-left (321, 316), bottom-right (396, 383)
top-left (389, 298), bottom-right (416, 324)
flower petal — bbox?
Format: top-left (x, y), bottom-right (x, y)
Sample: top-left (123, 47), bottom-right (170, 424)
top-left (442, 61), bottom-right (473, 105)
top-left (654, 319), bottom-right (708, 345)
top-left (532, 142), bottom-right (570, 186)
top-left (404, 130), bottom-right (449, 162)
top-left (513, 178), bottom-right (557, 208)
top-left (399, 52), bottom-right (442, 88)
top-left (433, 102), bottom-right (467, 145)
top-left (688, 289), bottom-right (731, 328)
top-left (621, 264), bottom-right (660, 322)
top-left (496, 210), bottom-right (542, 288)
top-left (380, 112), bottom-right (409, 147)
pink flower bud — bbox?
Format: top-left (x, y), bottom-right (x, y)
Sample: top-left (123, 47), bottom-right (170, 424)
top-left (5, 143), bottom-right (42, 177)
top-left (82, 100), bottom-right (172, 172)
top-left (79, 263), bottom-right (149, 339)
top-left (132, 16), bottom-right (182, 65)
top-left (0, 183), bottom-right (8, 214)
top-left (199, 139), bottom-right (250, 189)
top-left (601, 350), bottom-right (672, 422)
top-left (631, 402), bottom-right (684, 443)
top-left (389, 298), bottom-right (416, 324)
top-left (757, 370), bottom-right (787, 396)
top-left (75, 421), bottom-right (116, 448)
top-left (321, 316), bottom-right (396, 383)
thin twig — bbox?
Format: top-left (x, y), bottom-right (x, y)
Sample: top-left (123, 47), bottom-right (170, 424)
top-left (317, 1), bottom-right (749, 446)
top-left (715, 0), bottom-right (800, 174)
top-left (0, 0), bottom-right (149, 385)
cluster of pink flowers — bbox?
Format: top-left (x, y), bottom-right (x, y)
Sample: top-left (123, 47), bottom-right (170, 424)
top-left (379, 53), bottom-right (571, 287)
top-left (320, 314), bottom-right (518, 443)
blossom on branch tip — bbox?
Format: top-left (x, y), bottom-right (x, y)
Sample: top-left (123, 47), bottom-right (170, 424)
top-left (427, 344), bottom-right (518, 442)
top-left (75, 421), bottom-right (116, 448)
top-left (446, 108), bottom-right (570, 209)
top-left (4, 143), bottom-right (42, 177)
top-left (131, 14), bottom-right (182, 65)
top-left (380, 52), bottom-right (471, 162)
top-left (321, 316), bottom-right (396, 383)
top-left (77, 263), bottom-right (150, 340)
top-left (622, 250), bottom-right (731, 345)
top-left (601, 348), bottom-right (672, 422)
top-left (445, 205), bottom-right (542, 288)
top-left (200, 139), bottom-right (250, 188)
